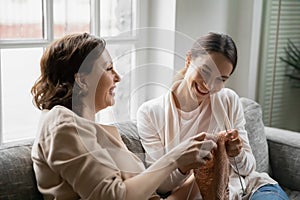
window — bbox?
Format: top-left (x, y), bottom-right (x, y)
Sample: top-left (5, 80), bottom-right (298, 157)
top-left (53, 0), bottom-right (91, 38)
top-left (0, 0), bottom-right (137, 143)
top-left (258, 0), bottom-right (300, 132)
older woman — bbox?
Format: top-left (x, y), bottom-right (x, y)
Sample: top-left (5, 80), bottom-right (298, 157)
top-left (31, 33), bottom-right (217, 200)
top-left (137, 32), bottom-right (289, 200)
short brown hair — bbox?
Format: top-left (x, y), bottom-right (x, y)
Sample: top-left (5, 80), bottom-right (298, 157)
top-left (31, 33), bottom-right (106, 111)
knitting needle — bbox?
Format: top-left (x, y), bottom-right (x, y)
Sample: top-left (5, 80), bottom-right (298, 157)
top-left (225, 126), bottom-right (246, 196)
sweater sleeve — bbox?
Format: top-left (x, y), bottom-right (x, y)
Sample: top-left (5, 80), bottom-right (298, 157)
top-left (137, 103), bottom-right (189, 195)
top-left (227, 92), bottom-right (256, 176)
top-left (40, 121), bottom-right (127, 200)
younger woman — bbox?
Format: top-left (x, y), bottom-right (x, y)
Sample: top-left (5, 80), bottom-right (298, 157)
top-left (137, 32), bottom-right (289, 200)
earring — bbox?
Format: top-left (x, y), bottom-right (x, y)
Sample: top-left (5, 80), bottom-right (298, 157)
top-left (185, 51), bottom-right (191, 68)
top-left (185, 57), bottom-right (191, 69)
top-left (185, 59), bottom-right (190, 67)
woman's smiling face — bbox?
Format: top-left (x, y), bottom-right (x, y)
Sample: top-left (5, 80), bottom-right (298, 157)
top-left (93, 49), bottom-right (120, 112)
top-left (82, 49), bottom-right (121, 113)
top-left (185, 52), bottom-right (233, 102)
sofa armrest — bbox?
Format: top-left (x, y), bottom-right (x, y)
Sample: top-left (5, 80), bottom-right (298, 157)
top-left (265, 126), bottom-right (300, 191)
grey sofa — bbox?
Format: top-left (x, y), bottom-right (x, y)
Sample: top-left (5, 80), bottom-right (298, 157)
top-left (0, 98), bottom-right (300, 199)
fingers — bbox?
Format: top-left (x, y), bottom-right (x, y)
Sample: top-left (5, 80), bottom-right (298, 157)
top-left (199, 150), bottom-right (213, 161)
top-left (189, 139), bottom-right (216, 163)
top-left (193, 132), bottom-right (206, 141)
top-left (203, 133), bottom-right (217, 142)
top-left (227, 148), bottom-right (241, 157)
top-left (226, 141), bottom-right (242, 151)
top-left (189, 149), bottom-right (212, 168)
top-left (225, 129), bottom-right (239, 140)
top-left (226, 135), bottom-right (243, 157)
top-left (201, 139), bottom-right (217, 151)
top-left (226, 137), bottom-right (242, 146)
top-left (194, 140), bottom-right (217, 164)
top-left (193, 133), bottom-right (217, 161)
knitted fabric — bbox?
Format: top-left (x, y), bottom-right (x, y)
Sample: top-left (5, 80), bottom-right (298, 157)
top-left (194, 133), bottom-right (229, 200)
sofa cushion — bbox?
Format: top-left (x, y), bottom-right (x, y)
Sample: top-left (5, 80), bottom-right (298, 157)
top-left (240, 97), bottom-right (270, 174)
top-left (114, 121), bottom-right (146, 166)
top-left (265, 127), bottom-right (300, 191)
top-left (283, 187), bottom-right (300, 200)
top-left (0, 140), bottom-right (43, 200)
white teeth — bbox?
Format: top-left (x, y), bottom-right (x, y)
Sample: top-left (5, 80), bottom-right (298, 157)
top-left (196, 84), bottom-right (208, 94)
top-left (109, 88), bottom-right (115, 95)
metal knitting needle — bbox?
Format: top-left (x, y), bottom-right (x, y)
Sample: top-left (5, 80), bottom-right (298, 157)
top-left (225, 126), bottom-right (246, 196)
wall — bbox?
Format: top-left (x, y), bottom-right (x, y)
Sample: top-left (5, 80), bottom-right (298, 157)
top-left (131, 0), bottom-right (177, 118)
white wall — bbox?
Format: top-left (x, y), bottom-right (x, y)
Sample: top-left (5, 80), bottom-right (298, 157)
top-left (131, 0), bottom-right (177, 118)
top-left (142, 0), bottom-right (177, 100)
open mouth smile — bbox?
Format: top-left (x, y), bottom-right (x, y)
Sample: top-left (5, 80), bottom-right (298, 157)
top-left (109, 86), bottom-right (116, 96)
top-left (194, 82), bottom-right (209, 96)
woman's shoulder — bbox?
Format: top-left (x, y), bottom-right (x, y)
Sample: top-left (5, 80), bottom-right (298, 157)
top-left (219, 88), bottom-right (240, 100)
top-left (44, 106), bottom-right (76, 124)
top-left (39, 106), bottom-right (91, 135)
top-left (220, 88), bottom-right (239, 96)
top-left (138, 94), bottom-right (166, 113)
top-left (215, 88), bottom-right (242, 109)
top-left (36, 106), bottom-right (101, 144)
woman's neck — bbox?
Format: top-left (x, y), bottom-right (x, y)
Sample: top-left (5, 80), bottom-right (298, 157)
top-left (172, 81), bottom-right (202, 112)
top-left (75, 100), bottom-right (95, 121)
top-left (81, 108), bottom-right (95, 121)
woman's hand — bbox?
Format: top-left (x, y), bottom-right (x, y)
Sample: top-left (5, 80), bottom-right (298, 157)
top-left (225, 129), bottom-right (243, 157)
top-left (176, 133), bottom-right (217, 174)
top-left (124, 133), bottom-right (216, 200)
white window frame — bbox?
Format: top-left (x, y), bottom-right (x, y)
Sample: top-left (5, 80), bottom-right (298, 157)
top-left (0, 0), bottom-right (139, 144)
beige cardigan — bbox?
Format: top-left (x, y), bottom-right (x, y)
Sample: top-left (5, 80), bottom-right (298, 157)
top-left (137, 88), bottom-right (277, 200)
top-left (32, 106), bottom-right (146, 200)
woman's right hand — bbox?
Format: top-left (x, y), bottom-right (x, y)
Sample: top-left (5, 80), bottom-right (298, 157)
top-left (176, 133), bottom-right (217, 174)
top-left (123, 132), bottom-right (217, 200)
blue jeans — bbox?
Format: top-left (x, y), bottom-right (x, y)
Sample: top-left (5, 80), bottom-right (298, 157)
top-left (250, 184), bottom-right (289, 200)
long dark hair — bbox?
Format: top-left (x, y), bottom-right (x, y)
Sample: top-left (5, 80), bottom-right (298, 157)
top-left (31, 33), bottom-right (106, 111)
top-left (175, 32), bottom-right (238, 81)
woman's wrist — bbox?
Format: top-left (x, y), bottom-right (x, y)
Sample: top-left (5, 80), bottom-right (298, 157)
top-left (178, 167), bottom-right (190, 175)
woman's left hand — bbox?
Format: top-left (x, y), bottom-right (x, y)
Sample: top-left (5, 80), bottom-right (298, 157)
top-left (225, 129), bottom-right (243, 157)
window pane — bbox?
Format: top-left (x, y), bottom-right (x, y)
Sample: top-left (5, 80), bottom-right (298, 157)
top-left (53, 0), bottom-right (91, 38)
top-left (258, 0), bottom-right (300, 132)
top-left (97, 44), bottom-right (134, 124)
top-left (100, 0), bottom-right (136, 37)
top-left (0, 0), bottom-right (43, 40)
top-left (1, 48), bottom-right (42, 142)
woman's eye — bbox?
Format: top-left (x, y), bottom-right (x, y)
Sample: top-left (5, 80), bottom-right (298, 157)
top-left (200, 69), bottom-right (211, 77)
top-left (219, 77), bottom-right (225, 82)
top-left (216, 77), bottom-right (226, 82)
top-left (106, 66), bottom-right (113, 71)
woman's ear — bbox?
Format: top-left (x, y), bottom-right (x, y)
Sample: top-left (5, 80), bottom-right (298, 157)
top-left (74, 73), bottom-right (88, 91)
top-left (185, 51), bottom-right (192, 69)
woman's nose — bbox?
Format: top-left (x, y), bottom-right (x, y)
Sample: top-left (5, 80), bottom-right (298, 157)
top-left (113, 69), bottom-right (121, 82)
